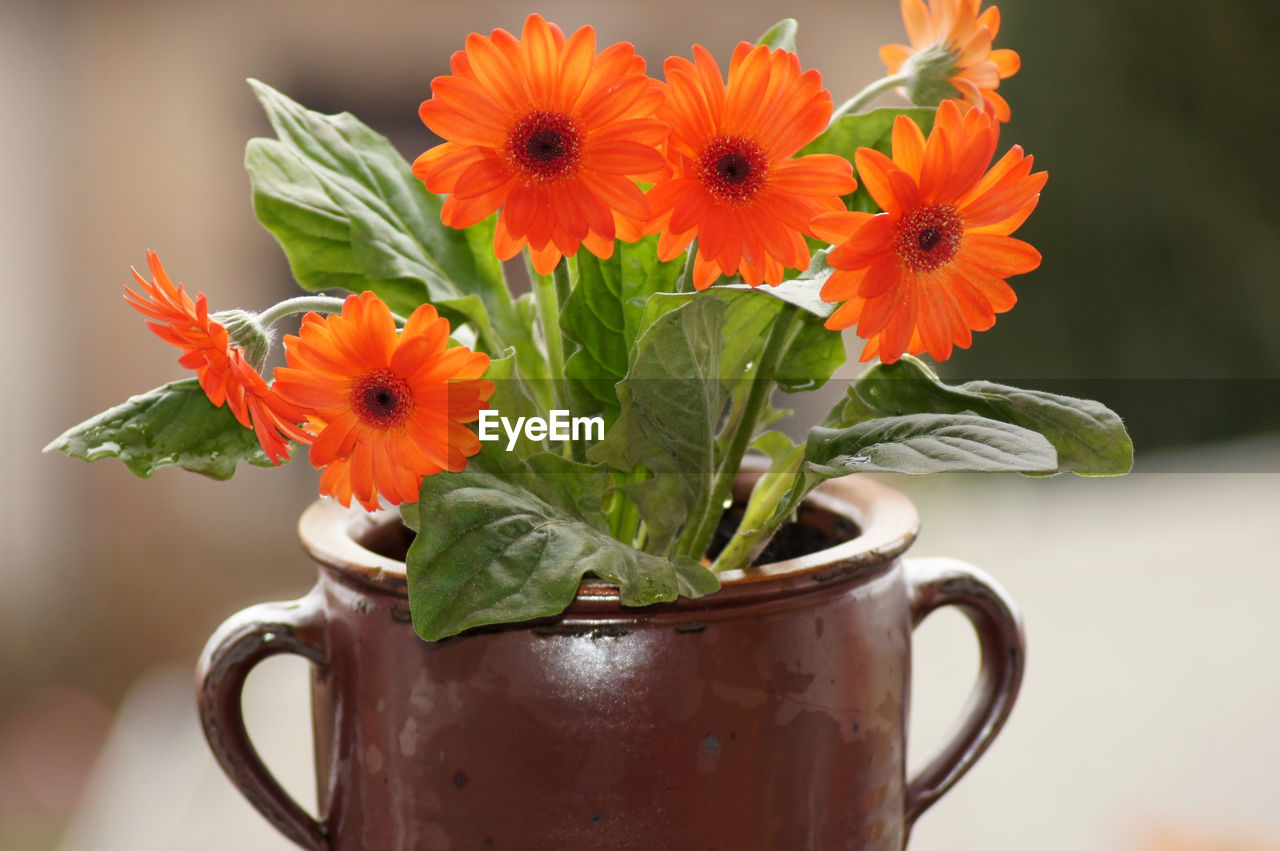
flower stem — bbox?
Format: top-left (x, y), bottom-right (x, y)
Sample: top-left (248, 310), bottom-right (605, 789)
top-left (533, 259), bottom-right (572, 431)
top-left (675, 241), bottom-right (698, 294)
top-left (256, 296), bottom-right (352, 328)
top-left (830, 73), bottom-right (911, 123)
top-left (710, 444), bottom-right (804, 573)
top-left (609, 467), bottom-right (645, 547)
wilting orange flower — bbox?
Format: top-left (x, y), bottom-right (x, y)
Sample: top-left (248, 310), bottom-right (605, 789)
top-left (413, 14), bottom-right (667, 274)
top-left (813, 100), bottom-right (1046, 363)
top-left (880, 0), bottom-right (1020, 121)
top-left (123, 250), bottom-right (307, 464)
top-left (272, 291), bottom-right (493, 511)
top-left (646, 42), bottom-right (856, 290)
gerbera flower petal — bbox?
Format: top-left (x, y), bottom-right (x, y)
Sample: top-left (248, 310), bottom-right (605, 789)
top-left (416, 15), bottom-right (665, 270)
top-left (578, 171), bottom-right (650, 222)
top-left (953, 254), bottom-right (1017, 311)
top-left (273, 291), bottom-right (493, 511)
top-left (990, 47), bottom-right (1020, 77)
top-left (647, 41), bottom-right (853, 286)
top-left (821, 105), bottom-right (1044, 362)
top-left (124, 250), bottom-right (303, 464)
top-left (961, 232), bottom-right (1041, 275)
top-left (853, 148), bottom-right (901, 211)
top-left (441, 192), bottom-right (500, 230)
top-left (902, 0), bottom-right (934, 45)
top-left (556, 25), bottom-right (596, 104)
top-left (770, 155), bottom-right (864, 196)
top-left (811, 210), bottom-right (872, 246)
top-left (452, 156), bottom-right (519, 201)
top-left (885, 0), bottom-right (1020, 121)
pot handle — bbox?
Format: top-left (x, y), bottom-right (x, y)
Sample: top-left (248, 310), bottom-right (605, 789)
top-left (902, 557), bottom-right (1026, 831)
top-left (195, 588), bottom-right (328, 850)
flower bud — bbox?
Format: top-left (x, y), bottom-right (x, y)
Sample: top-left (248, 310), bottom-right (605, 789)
top-left (212, 309), bottom-right (273, 372)
top-left (897, 42), bottom-right (962, 107)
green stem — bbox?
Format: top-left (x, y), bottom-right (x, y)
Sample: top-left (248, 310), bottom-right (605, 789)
top-left (256, 296), bottom-right (354, 327)
top-left (678, 306), bottom-right (799, 561)
top-left (675, 240), bottom-right (698, 294)
top-left (534, 269), bottom-right (565, 383)
top-left (608, 467), bottom-right (645, 547)
top-left (711, 444), bottom-right (804, 573)
top-left (534, 259), bottom-right (578, 461)
top-left (830, 73), bottom-right (911, 123)
top-left (522, 255), bottom-right (562, 415)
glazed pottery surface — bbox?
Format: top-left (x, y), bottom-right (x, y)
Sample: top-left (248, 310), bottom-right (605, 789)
top-left (196, 475), bottom-right (1024, 850)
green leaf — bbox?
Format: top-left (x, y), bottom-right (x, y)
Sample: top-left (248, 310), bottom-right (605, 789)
top-left (757, 19), bottom-right (798, 52)
top-left (639, 287), bottom-right (781, 380)
top-left (588, 298), bottom-right (729, 554)
top-left (775, 314), bottom-right (845, 394)
top-left (749, 429), bottom-right (800, 469)
top-left (560, 236), bottom-right (684, 423)
top-left (407, 471), bottom-right (718, 640)
top-left (727, 249), bottom-right (836, 320)
top-left (835, 356), bottom-right (1134, 475)
top-left (469, 349), bottom-right (548, 468)
top-left (44, 379), bottom-right (279, 480)
top-left (244, 80), bottom-right (543, 374)
top-left (802, 107), bottom-right (937, 213)
top-left (562, 252), bottom-right (630, 418)
top-left (804, 413), bottom-right (1058, 478)
top-left (736, 412), bottom-right (1056, 570)
top-left (247, 82), bottom-right (455, 301)
top-left (504, 452), bottom-right (613, 531)
top-left (804, 106), bottom-right (937, 160)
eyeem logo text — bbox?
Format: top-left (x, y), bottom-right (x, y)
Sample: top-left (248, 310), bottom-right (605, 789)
top-left (478, 410), bottom-right (605, 451)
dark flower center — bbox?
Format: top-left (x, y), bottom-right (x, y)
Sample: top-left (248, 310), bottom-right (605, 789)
top-left (352, 369), bottom-right (414, 429)
top-left (699, 136), bottom-right (768, 203)
top-left (895, 204), bottom-right (963, 272)
top-left (508, 111), bottom-right (582, 182)
top-left (917, 227), bottom-right (943, 252)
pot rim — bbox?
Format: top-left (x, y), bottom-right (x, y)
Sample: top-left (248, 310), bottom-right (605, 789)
top-left (297, 473), bottom-right (919, 604)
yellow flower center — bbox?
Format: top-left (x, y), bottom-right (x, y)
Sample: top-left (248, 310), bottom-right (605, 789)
top-left (507, 110), bottom-right (583, 182)
top-left (352, 369), bottom-right (414, 429)
top-left (699, 136), bottom-right (768, 204)
top-left (895, 204), bottom-right (963, 272)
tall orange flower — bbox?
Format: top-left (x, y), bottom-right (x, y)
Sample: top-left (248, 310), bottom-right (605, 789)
top-left (123, 250), bottom-right (307, 464)
top-left (413, 14), bottom-right (667, 274)
top-left (880, 0), bottom-right (1020, 121)
top-left (271, 291), bottom-right (493, 511)
top-left (646, 42), bottom-right (856, 290)
top-left (813, 100), bottom-right (1046, 363)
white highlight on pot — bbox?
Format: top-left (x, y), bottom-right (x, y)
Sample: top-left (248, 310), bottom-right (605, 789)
top-left (477, 409), bottom-right (605, 451)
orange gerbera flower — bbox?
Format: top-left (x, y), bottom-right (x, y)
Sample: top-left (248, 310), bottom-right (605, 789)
top-left (646, 42), bottom-right (856, 290)
top-left (123, 250), bottom-right (307, 464)
top-left (271, 291), bottom-right (493, 511)
top-left (813, 100), bottom-right (1046, 363)
top-left (880, 0), bottom-right (1020, 121)
top-left (412, 14), bottom-right (667, 274)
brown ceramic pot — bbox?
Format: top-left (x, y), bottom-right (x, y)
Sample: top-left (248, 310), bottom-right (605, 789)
top-left (196, 474), bottom-right (1024, 850)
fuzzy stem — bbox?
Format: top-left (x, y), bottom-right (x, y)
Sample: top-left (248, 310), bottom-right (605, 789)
top-left (830, 73), bottom-right (912, 123)
top-left (256, 296), bottom-right (354, 328)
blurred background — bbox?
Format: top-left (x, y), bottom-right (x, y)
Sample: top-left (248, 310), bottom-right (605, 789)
top-left (2, 0), bottom-right (1277, 849)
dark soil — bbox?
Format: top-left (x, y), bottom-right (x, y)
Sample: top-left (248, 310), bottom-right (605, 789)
top-left (361, 503), bottom-right (858, 568)
top-left (705, 502), bottom-right (859, 566)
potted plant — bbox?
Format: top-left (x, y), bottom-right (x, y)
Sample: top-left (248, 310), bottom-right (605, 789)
top-left (48, 5), bottom-right (1131, 848)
